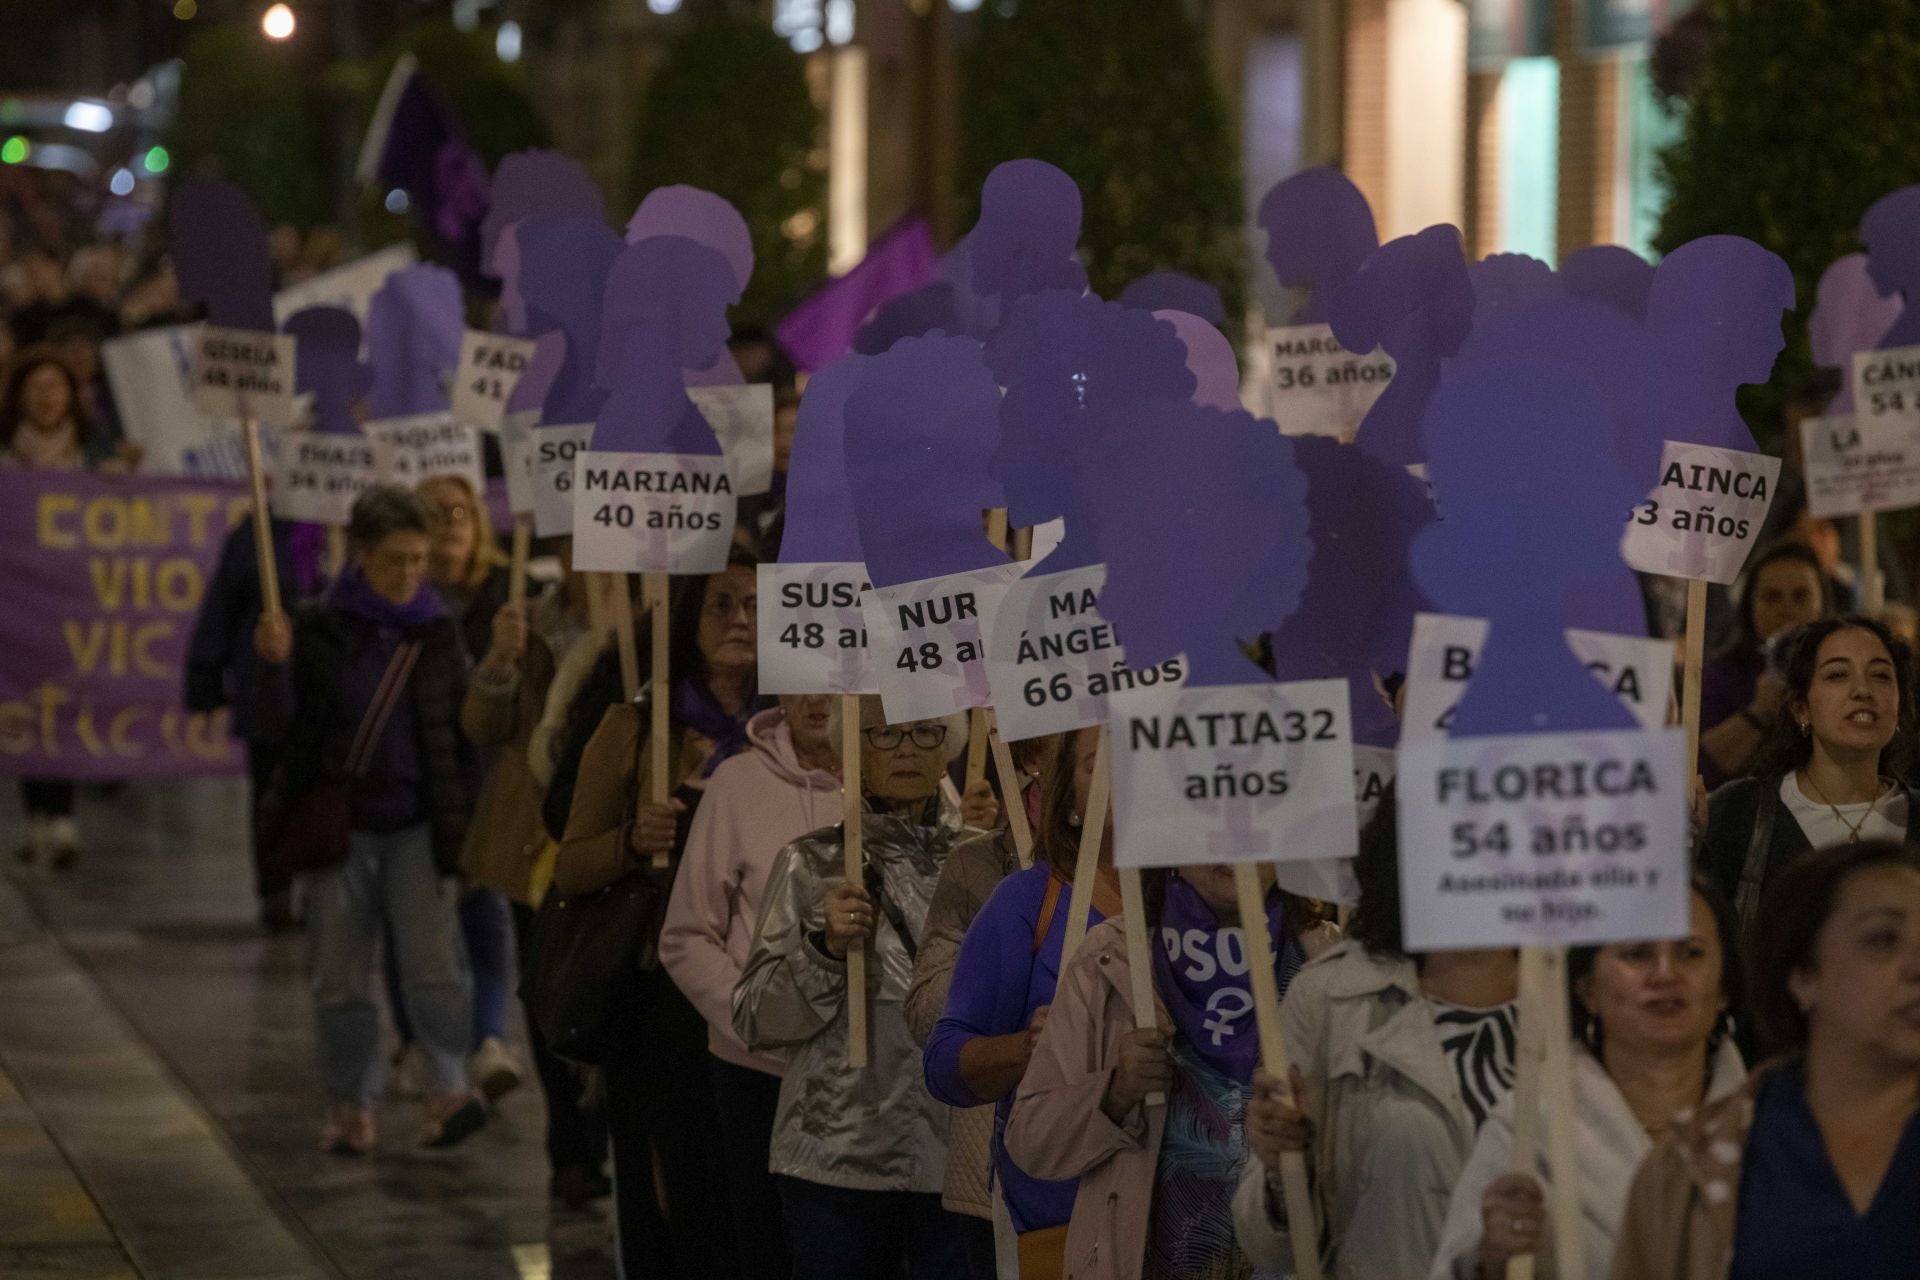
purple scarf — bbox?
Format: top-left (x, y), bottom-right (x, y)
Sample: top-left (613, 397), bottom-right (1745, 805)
top-left (1152, 876), bottom-right (1305, 1084)
top-left (671, 677), bottom-right (773, 777)
top-left (331, 563), bottom-right (447, 629)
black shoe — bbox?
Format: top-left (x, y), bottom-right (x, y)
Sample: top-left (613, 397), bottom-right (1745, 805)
top-left (421, 1095), bottom-right (487, 1149)
top-left (550, 1164), bottom-right (613, 1210)
top-left (48, 842), bottom-right (77, 872)
top-left (260, 894), bottom-right (299, 934)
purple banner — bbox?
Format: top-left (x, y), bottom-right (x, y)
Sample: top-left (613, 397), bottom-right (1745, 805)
top-left (0, 471), bottom-right (248, 779)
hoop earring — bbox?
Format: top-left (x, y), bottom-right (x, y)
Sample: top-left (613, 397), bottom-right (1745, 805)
top-left (1068, 811), bottom-right (1082, 828)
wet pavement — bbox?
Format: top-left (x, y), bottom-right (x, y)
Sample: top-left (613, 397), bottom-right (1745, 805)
top-left (0, 777), bottom-right (618, 1279)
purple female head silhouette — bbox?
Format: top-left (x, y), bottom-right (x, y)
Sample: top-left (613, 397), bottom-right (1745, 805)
top-left (1811, 253), bottom-right (1905, 412)
top-left (1861, 186), bottom-right (1920, 328)
top-left (1257, 168), bottom-right (1379, 324)
top-left (591, 235), bottom-right (740, 455)
top-left (1646, 235), bottom-right (1794, 454)
top-left (481, 150), bottom-right (604, 280)
top-left (626, 186), bottom-right (754, 293)
top-left (1469, 253), bottom-right (1560, 329)
top-left (1159, 311), bottom-right (1242, 412)
top-left (515, 214), bottom-right (625, 423)
top-left (854, 281), bottom-right (962, 355)
top-left (969, 160), bottom-right (1087, 307)
top-left (365, 264), bottom-right (464, 419)
top-left (284, 306), bottom-right (371, 437)
top-left (779, 354), bottom-right (869, 564)
top-left (169, 178), bottom-right (276, 334)
top-left (1561, 245), bottom-right (1655, 321)
top-left (1414, 349), bottom-right (1640, 734)
top-left (1118, 272), bottom-right (1226, 326)
top-left (842, 333), bottom-right (1007, 588)
top-left (1332, 224), bottom-right (1475, 469)
top-left (1084, 397), bottom-right (1312, 688)
top-left (984, 291), bottom-right (1196, 573)
top-left (1268, 436), bottom-right (1434, 745)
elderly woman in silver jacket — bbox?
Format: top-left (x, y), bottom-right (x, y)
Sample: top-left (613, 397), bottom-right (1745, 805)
top-left (732, 696), bottom-right (975, 1280)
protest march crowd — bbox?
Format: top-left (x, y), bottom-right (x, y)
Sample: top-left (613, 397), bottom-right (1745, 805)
top-left (2, 141), bottom-right (1918, 1280)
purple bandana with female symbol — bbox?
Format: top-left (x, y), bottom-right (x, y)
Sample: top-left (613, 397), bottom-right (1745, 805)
top-left (1151, 876), bottom-right (1303, 1084)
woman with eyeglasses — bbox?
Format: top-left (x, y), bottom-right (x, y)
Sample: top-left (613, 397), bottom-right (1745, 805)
top-left (733, 698), bottom-right (978, 1279)
top-left (547, 547), bottom-right (771, 1277)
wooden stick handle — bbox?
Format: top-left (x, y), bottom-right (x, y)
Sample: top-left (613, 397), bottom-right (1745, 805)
top-left (1116, 866), bottom-right (1162, 1108)
top-left (987, 713), bottom-right (1035, 866)
top-left (609, 575), bottom-right (640, 702)
top-left (324, 526), bottom-right (346, 583)
top-left (1232, 863), bottom-right (1324, 1280)
top-left (1058, 728), bottom-right (1111, 971)
top-left (965, 707), bottom-right (991, 789)
top-left (840, 694), bottom-right (868, 1069)
top-left (1505, 946), bottom-right (1550, 1280)
top-left (242, 418), bottom-right (281, 619)
top-left (1011, 524), bottom-right (1033, 562)
top-left (644, 572), bottom-right (670, 870)
top-left (1540, 947), bottom-right (1585, 1280)
top-left (1681, 579), bottom-right (1708, 778)
top-left (1862, 509), bottom-right (1882, 615)
top-left (986, 506), bottom-right (1009, 553)
top-left (507, 515), bottom-right (531, 611)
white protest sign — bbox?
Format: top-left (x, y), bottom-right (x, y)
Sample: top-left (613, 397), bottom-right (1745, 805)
top-left (449, 332), bottom-right (537, 433)
top-left (518, 422), bottom-right (594, 536)
top-left (1801, 412), bottom-right (1920, 519)
top-left (189, 326), bottom-right (298, 425)
top-left (689, 384), bottom-right (776, 496)
top-left (1622, 441), bottom-right (1779, 584)
top-left (1852, 343), bottom-right (1920, 422)
top-left (366, 413), bottom-right (485, 494)
top-left (862, 561), bottom-right (1026, 723)
top-left (1402, 614), bottom-right (1675, 741)
top-left (1264, 323), bottom-right (1395, 440)
top-left (1274, 741), bottom-right (1391, 905)
top-left (498, 410), bottom-right (543, 515)
top-left (757, 562), bottom-right (877, 695)
top-left (271, 243), bottom-right (417, 329)
top-left (1396, 727), bottom-right (1690, 951)
top-left (981, 562), bottom-right (1188, 741)
top-left (570, 451), bottom-right (736, 574)
top-left (1108, 678), bottom-right (1358, 868)
top-left (272, 430), bottom-right (379, 525)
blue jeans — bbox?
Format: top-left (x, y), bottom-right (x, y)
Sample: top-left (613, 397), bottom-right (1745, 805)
top-left (385, 886), bottom-right (514, 1048)
top-left (306, 825), bottom-right (469, 1105)
top-left (776, 1176), bottom-right (970, 1280)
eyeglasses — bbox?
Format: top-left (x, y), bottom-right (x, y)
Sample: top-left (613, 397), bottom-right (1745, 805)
top-left (863, 723), bottom-right (948, 751)
top-left (427, 501), bottom-right (471, 525)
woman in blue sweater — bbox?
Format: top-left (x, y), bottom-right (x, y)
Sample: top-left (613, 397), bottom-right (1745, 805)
top-left (923, 726), bottom-right (1120, 1274)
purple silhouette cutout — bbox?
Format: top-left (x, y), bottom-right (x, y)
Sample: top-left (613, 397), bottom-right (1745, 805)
top-left (1562, 245), bottom-right (1655, 321)
top-left (1414, 350), bottom-right (1640, 735)
top-left (842, 333), bottom-right (1008, 588)
top-left (516, 214), bottom-right (625, 423)
top-left (1119, 272), bottom-right (1226, 326)
top-left (590, 235), bottom-right (739, 456)
top-left (626, 186), bottom-right (755, 293)
top-left (284, 307), bottom-right (371, 437)
top-left (1861, 186), bottom-right (1920, 349)
top-left (1469, 253), bottom-right (1560, 330)
top-left (1158, 310), bottom-right (1241, 412)
top-left (170, 178), bottom-right (276, 334)
top-left (1458, 296), bottom-right (1663, 636)
top-left (1257, 168), bottom-right (1379, 325)
top-left (969, 160), bottom-right (1087, 308)
top-left (778, 354), bottom-right (870, 565)
top-left (1645, 235), bottom-right (1794, 454)
top-left (1811, 253), bottom-right (1904, 413)
top-left (985, 291), bottom-right (1196, 574)
top-left (506, 333), bottom-right (565, 414)
top-left (1084, 397), bottom-right (1311, 687)
top-left (1269, 436), bottom-right (1434, 746)
top-left (481, 150), bottom-right (605, 281)
top-left (365, 264), bottom-right (464, 419)
top-left (1333, 224), bottom-right (1475, 469)
top-left (855, 281), bottom-right (962, 354)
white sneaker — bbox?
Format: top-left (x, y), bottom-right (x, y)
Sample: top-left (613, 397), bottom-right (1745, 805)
top-left (390, 1043), bottom-right (427, 1099)
top-left (468, 1036), bottom-right (525, 1102)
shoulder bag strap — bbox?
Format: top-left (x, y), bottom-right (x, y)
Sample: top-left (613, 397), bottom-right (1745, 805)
top-left (344, 641), bottom-right (423, 780)
top-left (1734, 782), bottom-right (1778, 940)
top-left (864, 860), bottom-right (919, 962)
top-left (1032, 873), bottom-right (1065, 955)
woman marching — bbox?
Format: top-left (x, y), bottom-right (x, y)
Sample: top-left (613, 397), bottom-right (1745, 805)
top-left (1004, 857), bottom-right (1335, 1280)
top-left (1698, 615), bottom-right (1919, 938)
top-left (1613, 841), bottom-right (1920, 1279)
top-left (1424, 877), bottom-right (1748, 1279)
top-left (252, 486), bottom-right (486, 1153)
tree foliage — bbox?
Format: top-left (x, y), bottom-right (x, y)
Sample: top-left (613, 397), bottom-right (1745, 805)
top-left (168, 26), bottom-right (329, 228)
top-left (630, 14), bottom-right (826, 323)
top-left (957, 0), bottom-right (1245, 337)
top-left (1656, 0), bottom-right (1920, 444)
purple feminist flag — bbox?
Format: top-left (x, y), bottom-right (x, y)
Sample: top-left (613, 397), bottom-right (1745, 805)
top-left (779, 217), bottom-right (939, 371)
top-left (1258, 168), bottom-right (1379, 324)
top-left (285, 307), bottom-right (371, 435)
top-left (1334, 225), bottom-right (1475, 469)
top-left (366, 264), bottom-right (465, 419)
top-left (170, 178), bottom-right (275, 334)
top-left (359, 55), bottom-right (493, 291)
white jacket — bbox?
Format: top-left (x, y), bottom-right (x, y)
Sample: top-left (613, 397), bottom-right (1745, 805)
top-left (1425, 1040), bottom-right (1747, 1280)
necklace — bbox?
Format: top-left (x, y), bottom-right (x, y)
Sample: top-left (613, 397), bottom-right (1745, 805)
top-left (1801, 771), bottom-right (1884, 844)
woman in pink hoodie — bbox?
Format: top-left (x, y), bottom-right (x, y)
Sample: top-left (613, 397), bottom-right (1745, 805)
top-left (659, 693), bottom-right (843, 1280)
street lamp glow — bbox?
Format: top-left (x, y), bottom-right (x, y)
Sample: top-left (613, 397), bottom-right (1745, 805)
top-left (262, 4), bottom-right (295, 40)
top-left (143, 145), bottom-right (170, 173)
top-left (109, 168), bottom-right (135, 197)
top-left (1, 137), bottom-right (27, 165)
top-left (495, 20), bottom-right (522, 63)
top-left (64, 101), bottom-right (113, 133)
